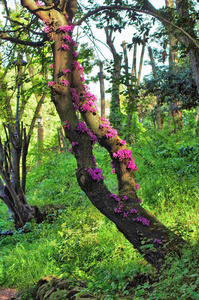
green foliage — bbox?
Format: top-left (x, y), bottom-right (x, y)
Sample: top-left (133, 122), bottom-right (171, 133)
top-left (0, 120), bottom-right (199, 298)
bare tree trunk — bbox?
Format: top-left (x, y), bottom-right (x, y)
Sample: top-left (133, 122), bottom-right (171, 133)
top-left (0, 123), bottom-right (43, 228)
top-left (105, 27), bottom-right (122, 128)
top-left (137, 36), bottom-right (146, 86)
top-left (98, 62), bottom-right (105, 118)
top-left (148, 47), bottom-right (162, 130)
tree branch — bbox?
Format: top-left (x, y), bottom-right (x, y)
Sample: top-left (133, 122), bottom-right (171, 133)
top-left (74, 5), bottom-right (199, 50)
top-left (0, 33), bottom-right (46, 46)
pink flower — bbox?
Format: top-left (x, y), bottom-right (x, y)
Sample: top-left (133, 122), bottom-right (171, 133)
top-left (36, 0), bottom-right (44, 6)
top-left (48, 81), bottom-right (55, 86)
top-left (136, 184), bottom-right (139, 190)
top-left (62, 44), bottom-right (70, 51)
top-left (59, 24), bottom-right (74, 32)
top-left (71, 141), bottom-right (78, 147)
top-left (120, 140), bottom-right (126, 146)
top-left (63, 35), bottom-right (72, 43)
top-left (44, 25), bottom-right (51, 33)
top-left (65, 14), bottom-right (69, 20)
top-left (86, 168), bottom-right (104, 182)
top-left (127, 159), bottom-right (136, 171)
top-left (63, 120), bottom-right (70, 129)
top-left (62, 69), bottom-right (71, 76)
top-left (133, 216), bottom-right (150, 226)
top-left (72, 40), bottom-right (77, 47)
top-left (60, 80), bottom-right (69, 86)
top-left (49, 64), bottom-right (53, 68)
top-left (81, 76), bottom-right (85, 82)
top-left (72, 51), bottom-right (78, 57)
top-left (76, 121), bottom-right (87, 133)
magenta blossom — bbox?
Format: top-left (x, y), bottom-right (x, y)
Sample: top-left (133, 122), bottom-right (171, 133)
top-left (63, 121), bottom-right (70, 129)
top-left (62, 69), bottom-right (71, 76)
top-left (44, 25), bottom-right (51, 33)
top-left (59, 24), bottom-right (74, 32)
top-left (36, 1), bottom-right (44, 6)
top-left (49, 64), bottom-right (53, 68)
top-left (72, 51), bottom-right (78, 57)
top-left (63, 35), bottom-right (72, 43)
top-left (62, 44), bottom-right (70, 51)
top-left (86, 167), bottom-right (104, 182)
top-left (71, 141), bottom-right (78, 147)
top-left (48, 81), bottom-right (55, 86)
top-left (60, 80), bottom-right (69, 86)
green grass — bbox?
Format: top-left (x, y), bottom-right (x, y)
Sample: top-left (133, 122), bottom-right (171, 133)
top-left (0, 124), bottom-right (199, 299)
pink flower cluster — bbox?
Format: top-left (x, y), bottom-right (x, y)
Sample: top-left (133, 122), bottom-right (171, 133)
top-left (99, 118), bottom-right (118, 139)
top-left (60, 80), bottom-right (69, 86)
top-left (71, 141), bottom-right (78, 147)
top-left (119, 140), bottom-right (126, 146)
top-left (113, 149), bottom-right (138, 172)
top-left (63, 35), bottom-right (72, 43)
top-left (63, 120), bottom-right (70, 129)
top-left (113, 149), bottom-right (132, 161)
top-left (72, 51), bottom-right (78, 58)
top-left (76, 121), bottom-right (87, 133)
top-left (63, 69), bottom-right (71, 76)
top-left (49, 64), bottom-right (53, 68)
top-left (72, 61), bottom-right (84, 73)
top-left (106, 128), bottom-right (118, 139)
top-left (44, 25), bottom-right (51, 33)
top-left (59, 25), bottom-right (74, 32)
top-left (76, 121), bottom-right (98, 144)
top-left (36, 1), bottom-right (44, 6)
top-left (48, 81), bottom-right (55, 86)
top-left (70, 88), bottom-right (79, 111)
top-left (80, 101), bottom-right (97, 113)
top-left (85, 168), bottom-right (104, 182)
top-left (110, 194), bottom-right (138, 218)
top-left (133, 216), bottom-right (150, 227)
top-left (62, 44), bottom-right (70, 51)
top-left (154, 238), bottom-right (163, 245)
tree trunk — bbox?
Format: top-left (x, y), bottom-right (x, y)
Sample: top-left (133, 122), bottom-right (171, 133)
top-left (148, 47), bottom-right (162, 130)
top-left (98, 62), bottom-right (105, 118)
top-left (0, 122), bottom-right (43, 229)
top-left (105, 27), bottom-right (122, 129)
top-left (20, 0), bottom-right (186, 270)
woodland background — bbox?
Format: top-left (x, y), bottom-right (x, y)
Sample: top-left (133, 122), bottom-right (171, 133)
top-left (0, 0), bottom-right (199, 299)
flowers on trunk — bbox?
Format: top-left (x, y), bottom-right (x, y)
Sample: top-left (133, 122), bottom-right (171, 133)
top-left (85, 167), bottom-right (104, 182)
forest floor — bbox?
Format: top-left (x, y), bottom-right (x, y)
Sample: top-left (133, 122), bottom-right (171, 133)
top-left (0, 287), bottom-right (19, 300)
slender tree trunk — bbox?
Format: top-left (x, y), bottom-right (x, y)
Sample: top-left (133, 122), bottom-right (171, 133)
top-left (98, 62), bottom-right (105, 118)
top-left (148, 47), bottom-right (162, 130)
top-left (105, 27), bottom-right (122, 129)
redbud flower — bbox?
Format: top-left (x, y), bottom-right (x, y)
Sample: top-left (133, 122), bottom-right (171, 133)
top-left (48, 81), bottom-right (55, 86)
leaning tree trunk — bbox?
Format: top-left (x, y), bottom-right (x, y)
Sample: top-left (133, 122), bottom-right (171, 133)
top-left (0, 122), bottom-right (43, 228)
top-left (21, 0), bottom-right (186, 270)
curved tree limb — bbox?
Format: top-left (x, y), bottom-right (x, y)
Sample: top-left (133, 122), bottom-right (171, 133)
top-left (74, 5), bottom-right (199, 50)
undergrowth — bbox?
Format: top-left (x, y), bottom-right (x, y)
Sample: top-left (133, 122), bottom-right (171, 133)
top-left (0, 125), bottom-right (199, 299)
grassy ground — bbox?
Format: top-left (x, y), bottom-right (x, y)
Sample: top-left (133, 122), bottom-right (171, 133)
top-left (0, 126), bottom-right (199, 299)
